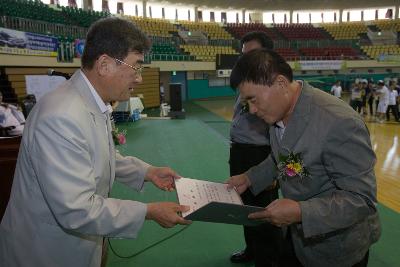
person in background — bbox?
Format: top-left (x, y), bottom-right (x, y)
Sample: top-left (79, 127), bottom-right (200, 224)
top-left (229, 31), bottom-right (282, 267)
top-left (0, 91), bottom-right (25, 136)
top-left (375, 84), bottom-right (380, 116)
top-left (396, 81), bottom-right (400, 117)
top-left (350, 81), bottom-right (363, 113)
top-left (21, 94), bottom-right (37, 118)
top-left (375, 80), bottom-right (390, 123)
top-left (159, 82), bottom-right (165, 103)
top-left (228, 49), bottom-right (380, 267)
top-left (395, 80), bottom-right (400, 95)
top-left (386, 80), bottom-right (399, 122)
top-left (360, 79), bottom-right (368, 115)
top-left (330, 80), bottom-right (342, 99)
top-left (366, 81), bottom-right (375, 116)
top-left (0, 18), bottom-right (190, 267)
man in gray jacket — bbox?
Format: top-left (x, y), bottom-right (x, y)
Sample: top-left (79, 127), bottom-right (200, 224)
top-left (227, 49), bottom-right (380, 267)
top-left (229, 32), bottom-right (282, 266)
top-left (0, 17), bottom-right (190, 267)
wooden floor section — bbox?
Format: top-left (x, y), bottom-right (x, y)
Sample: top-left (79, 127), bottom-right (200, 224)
top-left (195, 97), bottom-right (400, 213)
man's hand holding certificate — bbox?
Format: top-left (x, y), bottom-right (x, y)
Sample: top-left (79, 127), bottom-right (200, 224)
top-left (175, 177), bottom-right (264, 226)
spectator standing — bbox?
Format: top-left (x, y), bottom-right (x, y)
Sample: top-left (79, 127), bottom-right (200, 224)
top-left (350, 82), bottom-right (363, 113)
top-left (386, 80), bottom-right (399, 122)
top-left (330, 80), bottom-right (342, 99)
top-left (160, 82), bottom-right (165, 103)
top-left (361, 79), bottom-right (368, 115)
top-left (375, 80), bottom-right (390, 123)
top-left (366, 82), bottom-right (375, 116)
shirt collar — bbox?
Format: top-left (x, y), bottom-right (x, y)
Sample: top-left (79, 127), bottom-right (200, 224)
top-left (80, 70), bottom-right (112, 114)
top-left (275, 121), bottom-right (285, 129)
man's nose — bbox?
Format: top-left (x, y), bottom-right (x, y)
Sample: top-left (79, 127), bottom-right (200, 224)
top-left (249, 103), bottom-right (257, 114)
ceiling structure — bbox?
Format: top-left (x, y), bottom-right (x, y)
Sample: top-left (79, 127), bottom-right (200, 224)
top-left (147, 0), bottom-right (400, 11)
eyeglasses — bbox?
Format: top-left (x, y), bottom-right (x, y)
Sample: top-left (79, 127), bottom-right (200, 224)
top-left (114, 58), bottom-right (143, 77)
top-left (240, 101), bottom-right (249, 114)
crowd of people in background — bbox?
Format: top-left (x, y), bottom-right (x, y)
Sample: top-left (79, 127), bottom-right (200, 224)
top-left (332, 78), bottom-right (400, 123)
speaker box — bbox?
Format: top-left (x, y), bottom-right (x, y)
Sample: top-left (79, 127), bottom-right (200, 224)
top-left (169, 83), bottom-right (182, 111)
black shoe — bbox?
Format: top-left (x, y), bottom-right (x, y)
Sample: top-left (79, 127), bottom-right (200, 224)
top-left (230, 250), bottom-right (254, 263)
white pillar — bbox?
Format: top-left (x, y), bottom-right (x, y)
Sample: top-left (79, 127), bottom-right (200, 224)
top-left (82, 0), bottom-right (89, 10)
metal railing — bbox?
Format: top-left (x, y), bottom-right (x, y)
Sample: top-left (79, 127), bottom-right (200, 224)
top-left (149, 54), bottom-right (196, 61)
top-left (0, 16), bottom-right (87, 39)
top-left (274, 39), bottom-right (359, 49)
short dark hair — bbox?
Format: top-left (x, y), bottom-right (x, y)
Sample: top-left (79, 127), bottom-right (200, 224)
top-left (230, 49), bottom-right (293, 89)
top-left (82, 17), bottom-right (150, 69)
top-left (240, 31), bottom-right (274, 50)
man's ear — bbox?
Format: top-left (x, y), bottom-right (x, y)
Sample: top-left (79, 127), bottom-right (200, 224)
top-left (96, 54), bottom-right (113, 76)
top-left (276, 75), bottom-right (288, 89)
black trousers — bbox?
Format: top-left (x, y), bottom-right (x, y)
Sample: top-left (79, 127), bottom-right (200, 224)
top-left (350, 100), bottom-right (363, 113)
top-left (368, 97), bottom-right (374, 115)
top-left (229, 143), bottom-right (283, 267)
top-left (386, 104), bottom-right (399, 121)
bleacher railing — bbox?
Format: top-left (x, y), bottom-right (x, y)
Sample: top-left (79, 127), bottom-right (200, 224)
top-left (274, 39), bottom-right (359, 49)
top-left (149, 54), bottom-right (195, 61)
top-left (209, 39), bottom-right (238, 47)
top-left (150, 36), bottom-right (182, 45)
top-left (0, 16), bottom-right (87, 39)
top-left (296, 55), bottom-right (365, 61)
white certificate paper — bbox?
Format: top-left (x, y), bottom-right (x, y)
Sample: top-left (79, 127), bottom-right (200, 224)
top-left (174, 177), bottom-right (243, 217)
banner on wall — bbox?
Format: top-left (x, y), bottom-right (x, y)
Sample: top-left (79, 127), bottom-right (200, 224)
top-left (298, 60), bottom-right (344, 70)
top-left (0, 27), bottom-right (58, 57)
top-left (377, 54), bottom-right (400, 63)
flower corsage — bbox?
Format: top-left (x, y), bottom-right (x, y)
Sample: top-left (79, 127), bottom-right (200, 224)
top-left (112, 127), bottom-right (127, 146)
top-left (277, 152), bottom-right (310, 181)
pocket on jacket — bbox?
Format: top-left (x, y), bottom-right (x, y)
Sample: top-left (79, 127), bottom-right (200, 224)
top-left (339, 220), bottom-right (370, 259)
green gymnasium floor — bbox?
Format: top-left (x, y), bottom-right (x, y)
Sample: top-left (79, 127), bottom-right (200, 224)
top-left (107, 100), bottom-right (399, 267)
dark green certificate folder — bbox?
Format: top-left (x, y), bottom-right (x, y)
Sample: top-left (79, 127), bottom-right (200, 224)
top-left (184, 202), bottom-right (265, 226)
